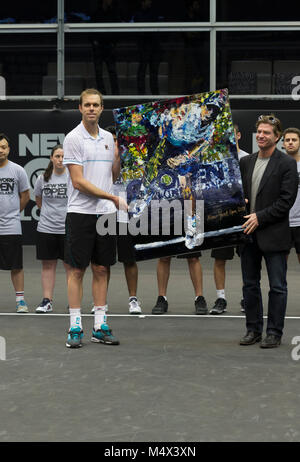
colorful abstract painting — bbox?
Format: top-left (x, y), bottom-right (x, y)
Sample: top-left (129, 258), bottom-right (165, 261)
top-left (113, 89), bottom-right (248, 261)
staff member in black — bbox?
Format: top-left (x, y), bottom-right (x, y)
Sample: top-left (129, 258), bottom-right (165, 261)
top-left (239, 114), bottom-right (298, 348)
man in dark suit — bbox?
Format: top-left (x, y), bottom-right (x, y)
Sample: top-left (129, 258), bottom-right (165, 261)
top-left (239, 114), bottom-right (298, 348)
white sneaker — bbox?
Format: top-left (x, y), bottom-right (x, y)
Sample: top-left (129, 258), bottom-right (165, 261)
top-left (36, 298), bottom-right (53, 313)
top-left (129, 298), bottom-right (142, 315)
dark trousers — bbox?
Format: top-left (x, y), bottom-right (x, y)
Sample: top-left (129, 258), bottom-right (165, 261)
top-left (240, 235), bottom-right (288, 337)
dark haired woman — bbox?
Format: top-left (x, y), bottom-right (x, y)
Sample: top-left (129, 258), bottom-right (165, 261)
top-left (34, 145), bottom-right (71, 313)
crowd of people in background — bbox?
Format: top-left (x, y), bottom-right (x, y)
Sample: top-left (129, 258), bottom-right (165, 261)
top-left (1, 88), bottom-right (300, 350)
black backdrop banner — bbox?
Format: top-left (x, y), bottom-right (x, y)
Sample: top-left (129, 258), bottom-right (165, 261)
top-left (1, 107), bottom-right (299, 244)
top-left (0, 109), bottom-right (115, 244)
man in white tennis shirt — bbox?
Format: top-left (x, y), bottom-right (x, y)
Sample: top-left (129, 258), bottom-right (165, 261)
top-left (63, 88), bottom-right (127, 348)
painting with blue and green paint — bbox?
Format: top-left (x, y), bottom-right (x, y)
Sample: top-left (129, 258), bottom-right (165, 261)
top-left (113, 89), bottom-right (247, 260)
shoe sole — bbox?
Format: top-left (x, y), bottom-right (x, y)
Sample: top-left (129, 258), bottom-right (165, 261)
top-left (129, 311), bottom-right (142, 315)
top-left (239, 337), bottom-right (262, 345)
top-left (16, 309), bottom-right (29, 313)
top-left (36, 309), bottom-right (53, 313)
top-left (195, 311), bottom-right (208, 315)
top-left (66, 342), bottom-right (83, 348)
top-left (210, 309), bottom-right (227, 315)
top-left (91, 337), bottom-right (119, 345)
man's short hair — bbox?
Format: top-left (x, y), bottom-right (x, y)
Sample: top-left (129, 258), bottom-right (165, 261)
top-left (282, 127), bottom-right (300, 140)
top-left (79, 88), bottom-right (103, 106)
top-left (255, 114), bottom-right (282, 139)
top-left (0, 133), bottom-right (10, 146)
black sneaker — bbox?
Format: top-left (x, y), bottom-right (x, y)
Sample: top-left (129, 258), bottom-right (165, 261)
top-left (195, 296), bottom-right (208, 315)
top-left (152, 296), bottom-right (168, 315)
top-left (210, 298), bottom-right (227, 315)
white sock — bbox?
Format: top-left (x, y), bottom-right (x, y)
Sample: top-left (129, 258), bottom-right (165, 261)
top-left (94, 305), bottom-right (107, 330)
top-left (217, 289), bottom-right (226, 299)
top-left (129, 296), bottom-right (137, 301)
top-left (16, 291), bottom-right (24, 302)
top-left (69, 308), bottom-right (82, 329)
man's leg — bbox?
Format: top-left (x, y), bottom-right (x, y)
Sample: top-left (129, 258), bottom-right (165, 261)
top-left (157, 257), bottom-right (171, 296)
top-left (11, 268), bottom-right (24, 292)
top-left (91, 263), bottom-right (108, 307)
top-left (263, 252), bottom-right (288, 345)
top-left (68, 266), bottom-right (86, 309)
top-left (240, 239), bottom-right (263, 344)
top-left (152, 257), bottom-right (171, 314)
top-left (90, 263), bottom-right (119, 345)
top-left (124, 261), bottom-right (142, 315)
top-left (116, 230), bottom-right (141, 313)
top-left (187, 256), bottom-right (203, 297)
top-left (210, 258), bottom-right (228, 315)
top-left (65, 266), bottom-right (85, 348)
top-left (187, 256), bottom-right (208, 315)
top-left (210, 247), bottom-right (234, 314)
top-left (124, 262), bottom-right (138, 297)
top-left (90, 227), bottom-right (119, 345)
top-left (213, 259), bottom-right (226, 292)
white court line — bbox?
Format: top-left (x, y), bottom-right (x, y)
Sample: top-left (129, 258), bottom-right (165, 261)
top-left (1, 313), bottom-right (300, 320)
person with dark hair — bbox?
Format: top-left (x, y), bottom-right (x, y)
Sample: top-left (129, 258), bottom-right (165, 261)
top-left (0, 133), bottom-right (30, 312)
top-left (34, 144), bottom-right (71, 313)
top-left (283, 127), bottom-right (300, 264)
top-left (89, 0), bottom-right (120, 95)
top-left (239, 114), bottom-right (298, 348)
top-left (104, 125), bottom-right (142, 314)
top-left (63, 88), bottom-right (127, 348)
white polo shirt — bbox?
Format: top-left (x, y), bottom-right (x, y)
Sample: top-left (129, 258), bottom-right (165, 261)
top-left (63, 122), bottom-right (116, 215)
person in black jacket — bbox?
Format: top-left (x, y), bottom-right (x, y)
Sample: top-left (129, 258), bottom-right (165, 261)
top-left (239, 114), bottom-right (298, 348)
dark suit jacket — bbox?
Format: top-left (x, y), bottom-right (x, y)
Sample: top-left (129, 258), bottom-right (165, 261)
top-left (239, 147), bottom-right (298, 253)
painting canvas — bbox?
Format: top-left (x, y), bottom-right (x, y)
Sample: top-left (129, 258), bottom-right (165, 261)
top-left (113, 89), bottom-right (248, 261)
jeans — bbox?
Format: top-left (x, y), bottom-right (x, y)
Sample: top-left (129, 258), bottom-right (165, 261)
top-left (240, 235), bottom-right (288, 337)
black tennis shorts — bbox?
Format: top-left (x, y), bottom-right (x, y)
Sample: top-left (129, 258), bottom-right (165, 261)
top-left (0, 235), bottom-right (23, 270)
top-left (36, 231), bottom-right (65, 260)
top-left (64, 212), bottom-right (117, 268)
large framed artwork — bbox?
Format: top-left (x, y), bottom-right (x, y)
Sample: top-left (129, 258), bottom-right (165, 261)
top-left (113, 89), bottom-right (249, 261)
